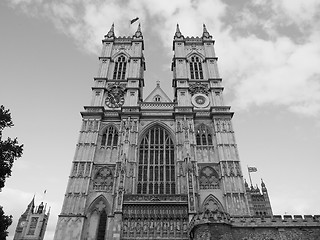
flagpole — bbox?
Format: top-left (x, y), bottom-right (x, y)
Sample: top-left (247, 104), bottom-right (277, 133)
top-left (247, 166), bottom-right (253, 187)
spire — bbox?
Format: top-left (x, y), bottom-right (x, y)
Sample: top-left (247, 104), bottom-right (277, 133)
top-left (133, 23), bottom-right (143, 38)
top-left (105, 23), bottom-right (115, 38)
top-left (22, 196), bottom-right (35, 215)
top-left (261, 178), bottom-right (267, 192)
top-left (202, 23), bottom-right (212, 39)
top-left (156, 80), bottom-right (160, 87)
top-left (174, 24), bottom-right (183, 38)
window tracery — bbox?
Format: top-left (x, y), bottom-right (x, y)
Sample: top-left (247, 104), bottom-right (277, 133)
top-left (189, 56), bottom-right (203, 80)
top-left (101, 126), bottom-right (118, 147)
top-left (93, 167), bottom-right (114, 192)
top-left (113, 55), bottom-right (127, 80)
top-left (137, 126), bottom-right (175, 194)
top-left (199, 166), bottom-right (219, 189)
top-left (195, 124), bottom-right (213, 146)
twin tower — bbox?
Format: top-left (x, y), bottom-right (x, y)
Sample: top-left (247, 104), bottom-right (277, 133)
top-left (52, 24), bottom-right (272, 240)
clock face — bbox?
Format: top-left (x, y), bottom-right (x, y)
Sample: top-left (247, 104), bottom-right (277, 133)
top-left (191, 93), bottom-right (209, 108)
top-left (20, 221), bottom-right (26, 227)
top-left (105, 94), bottom-right (124, 108)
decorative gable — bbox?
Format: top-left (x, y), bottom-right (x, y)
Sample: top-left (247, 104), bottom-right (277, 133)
top-left (144, 81), bottom-right (172, 102)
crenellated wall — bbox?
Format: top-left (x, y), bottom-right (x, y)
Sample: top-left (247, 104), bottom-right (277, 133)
top-left (190, 213), bottom-right (320, 240)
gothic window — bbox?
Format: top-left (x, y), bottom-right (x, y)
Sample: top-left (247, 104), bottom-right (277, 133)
top-left (154, 95), bottom-right (161, 102)
top-left (189, 56), bottom-right (203, 80)
top-left (137, 126), bottom-right (175, 194)
top-left (113, 55), bottom-right (127, 80)
top-left (101, 126), bottom-right (118, 147)
top-left (196, 124), bottom-right (213, 146)
top-left (199, 166), bottom-right (219, 189)
top-left (97, 210), bottom-right (107, 240)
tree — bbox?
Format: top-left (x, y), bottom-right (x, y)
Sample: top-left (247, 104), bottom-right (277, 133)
top-left (0, 105), bottom-right (23, 238)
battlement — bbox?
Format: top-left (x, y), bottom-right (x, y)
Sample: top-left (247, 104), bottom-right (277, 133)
top-left (190, 211), bottom-right (320, 230)
top-left (230, 214), bottom-right (320, 227)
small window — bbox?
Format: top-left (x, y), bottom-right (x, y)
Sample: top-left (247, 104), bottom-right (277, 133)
top-left (154, 95), bottom-right (161, 102)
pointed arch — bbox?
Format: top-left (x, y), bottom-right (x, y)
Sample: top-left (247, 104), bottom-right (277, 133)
top-left (201, 194), bottom-right (224, 213)
top-left (186, 51), bottom-right (205, 60)
top-left (138, 121), bottom-right (176, 145)
top-left (137, 123), bottom-right (176, 194)
top-left (111, 51), bottom-right (130, 61)
top-left (85, 195), bottom-right (110, 240)
top-left (86, 195), bottom-right (110, 215)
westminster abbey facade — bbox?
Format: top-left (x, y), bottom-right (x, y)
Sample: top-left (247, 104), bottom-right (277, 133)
top-left (53, 24), bottom-right (320, 240)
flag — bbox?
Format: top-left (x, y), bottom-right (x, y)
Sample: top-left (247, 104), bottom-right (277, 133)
top-left (130, 17), bottom-right (139, 24)
top-left (248, 167), bottom-right (257, 172)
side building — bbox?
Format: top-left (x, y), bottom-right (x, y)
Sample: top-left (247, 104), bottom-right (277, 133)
top-left (53, 23), bottom-right (320, 240)
top-left (13, 197), bottom-right (49, 240)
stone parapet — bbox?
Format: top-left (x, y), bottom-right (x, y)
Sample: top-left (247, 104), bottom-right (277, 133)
top-left (189, 212), bottom-right (320, 240)
top-left (230, 214), bottom-right (320, 227)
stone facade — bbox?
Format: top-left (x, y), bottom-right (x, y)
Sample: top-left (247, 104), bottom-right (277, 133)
top-left (52, 23), bottom-right (320, 240)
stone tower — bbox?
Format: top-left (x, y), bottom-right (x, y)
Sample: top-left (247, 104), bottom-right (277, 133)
top-left (53, 24), bottom-right (266, 240)
top-left (13, 197), bottom-right (49, 240)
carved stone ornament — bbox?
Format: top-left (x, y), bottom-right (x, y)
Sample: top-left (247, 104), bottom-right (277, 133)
top-left (189, 83), bottom-right (209, 96)
top-left (105, 84), bottom-right (126, 108)
top-left (93, 167), bottom-right (114, 192)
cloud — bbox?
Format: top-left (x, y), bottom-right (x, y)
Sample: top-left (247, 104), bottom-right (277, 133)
top-left (6, 0), bottom-right (320, 116)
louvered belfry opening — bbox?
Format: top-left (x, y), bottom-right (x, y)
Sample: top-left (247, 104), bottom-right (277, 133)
top-left (137, 126), bottom-right (176, 195)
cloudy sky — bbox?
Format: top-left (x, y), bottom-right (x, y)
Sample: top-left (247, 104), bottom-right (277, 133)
top-left (1, 0), bottom-right (320, 239)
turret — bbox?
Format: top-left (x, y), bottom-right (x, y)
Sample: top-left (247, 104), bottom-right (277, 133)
top-left (105, 23), bottom-right (115, 39)
top-left (202, 23), bottom-right (212, 39)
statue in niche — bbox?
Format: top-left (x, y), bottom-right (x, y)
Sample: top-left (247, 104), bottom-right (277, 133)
top-left (177, 121), bottom-right (181, 132)
top-left (143, 221), bottom-right (148, 232)
top-left (176, 221), bottom-right (181, 231)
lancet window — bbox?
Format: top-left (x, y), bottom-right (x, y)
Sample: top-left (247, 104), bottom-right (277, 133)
top-left (113, 55), bottom-right (127, 80)
top-left (101, 126), bottom-right (118, 147)
top-left (189, 56), bottom-right (203, 79)
top-left (196, 124), bottom-right (213, 146)
top-left (137, 126), bottom-right (175, 194)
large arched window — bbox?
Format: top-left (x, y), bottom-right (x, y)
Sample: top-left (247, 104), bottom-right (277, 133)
top-left (196, 124), bottom-right (213, 146)
top-left (101, 126), bottom-right (118, 147)
top-left (113, 55), bottom-right (127, 80)
top-left (189, 56), bottom-right (203, 80)
top-left (137, 126), bottom-right (175, 194)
